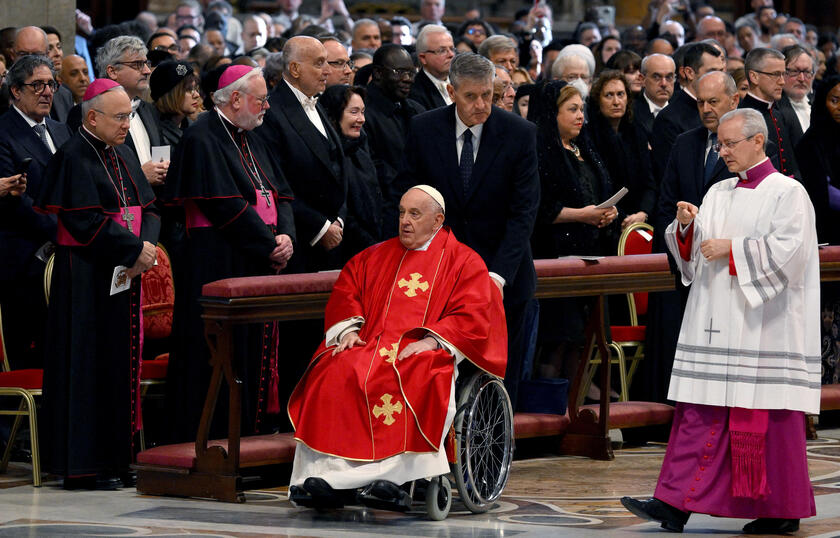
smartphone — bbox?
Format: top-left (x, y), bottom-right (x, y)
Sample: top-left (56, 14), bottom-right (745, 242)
top-left (17, 157), bottom-right (32, 176)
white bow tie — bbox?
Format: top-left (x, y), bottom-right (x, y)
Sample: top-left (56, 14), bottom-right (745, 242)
top-left (302, 96), bottom-right (318, 111)
top-left (131, 99), bottom-right (141, 112)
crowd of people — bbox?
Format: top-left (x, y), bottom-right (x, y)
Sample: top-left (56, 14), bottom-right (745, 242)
top-left (0, 0), bottom-right (836, 526)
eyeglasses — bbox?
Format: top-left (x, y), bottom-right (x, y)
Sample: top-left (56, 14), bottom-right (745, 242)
top-left (155, 44), bottom-right (180, 53)
top-left (244, 92), bottom-right (269, 106)
top-left (466, 28), bottom-right (486, 36)
top-left (785, 68), bottom-right (815, 79)
top-left (327, 59), bottom-right (355, 70)
top-left (93, 109), bottom-right (135, 123)
top-left (647, 72), bottom-right (676, 83)
top-left (116, 59), bottom-right (152, 71)
top-left (752, 69), bottom-right (785, 80)
top-left (561, 73), bottom-right (591, 83)
top-left (423, 46), bottom-right (456, 56)
top-left (385, 67), bottom-right (416, 79)
top-left (21, 80), bottom-right (57, 94)
top-left (713, 134), bottom-right (755, 153)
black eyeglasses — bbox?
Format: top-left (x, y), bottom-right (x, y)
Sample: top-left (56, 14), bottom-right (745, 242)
top-left (21, 80), bottom-right (57, 94)
top-left (385, 67), bottom-right (416, 79)
top-left (116, 59), bottom-right (152, 71)
top-left (155, 44), bottom-right (180, 53)
top-left (752, 69), bottom-right (785, 80)
top-left (784, 68), bottom-right (814, 79)
top-left (327, 59), bottom-right (355, 70)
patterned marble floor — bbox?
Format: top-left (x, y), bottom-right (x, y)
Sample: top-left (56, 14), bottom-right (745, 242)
top-left (2, 429), bottom-right (840, 537)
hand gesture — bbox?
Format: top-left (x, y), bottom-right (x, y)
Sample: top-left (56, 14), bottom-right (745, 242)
top-left (142, 160), bottom-right (169, 187)
top-left (676, 201), bottom-right (698, 226)
top-left (700, 238), bottom-right (731, 261)
top-left (397, 336), bottom-right (439, 360)
top-left (0, 174), bottom-right (26, 197)
top-left (621, 211), bottom-right (647, 229)
top-left (319, 221), bottom-right (343, 251)
top-left (270, 234), bottom-right (294, 273)
top-left (126, 241), bottom-right (157, 279)
top-left (332, 330), bottom-right (366, 355)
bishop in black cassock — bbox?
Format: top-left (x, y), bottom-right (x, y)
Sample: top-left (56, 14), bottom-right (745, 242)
top-left (36, 79), bottom-right (160, 489)
top-left (163, 65), bottom-right (296, 442)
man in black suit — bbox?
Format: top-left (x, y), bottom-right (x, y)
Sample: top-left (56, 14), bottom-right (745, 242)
top-left (634, 53), bottom-right (675, 142)
top-left (650, 42), bottom-right (725, 182)
top-left (401, 53), bottom-right (540, 409)
top-left (67, 36), bottom-right (168, 189)
top-left (641, 71), bottom-right (739, 403)
top-left (365, 44), bottom-right (426, 229)
top-left (255, 36), bottom-right (347, 272)
top-left (0, 55), bottom-right (71, 369)
top-left (740, 47), bottom-right (802, 180)
top-left (409, 24), bottom-right (454, 111)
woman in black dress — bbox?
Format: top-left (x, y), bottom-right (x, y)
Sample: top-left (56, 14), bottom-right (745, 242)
top-left (150, 60), bottom-right (202, 147)
top-left (319, 84), bottom-right (385, 260)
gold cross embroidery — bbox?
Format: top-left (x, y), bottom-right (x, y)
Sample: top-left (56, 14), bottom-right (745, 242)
top-left (372, 393), bottom-right (403, 426)
top-left (398, 272), bottom-right (429, 297)
top-left (379, 343), bottom-right (398, 364)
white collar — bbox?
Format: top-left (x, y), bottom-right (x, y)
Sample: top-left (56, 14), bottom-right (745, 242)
top-left (413, 226), bottom-right (443, 251)
top-left (454, 108), bottom-right (484, 140)
top-left (682, 87), bottom-right (696, 101)
top-left (423, 67), bottom-right (449, 86)
top-left (284, 77), bottom-right (318, 108)
top-left (737, 156), bottom-right (771, 179)
top-left (12, 105), bottom-right (46, 129)
top-left (747, 91), bottom-right (773, 108)
top-left (214, 106), bottom-right (243, 132)
top-left (789, 95), bottom-right (810, 108)
top-left (81, 125), bottom-right (111, 149)
top-left (643, 92), bottom-right (665, 115)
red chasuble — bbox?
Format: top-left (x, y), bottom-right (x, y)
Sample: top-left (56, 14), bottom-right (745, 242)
top-left (288, 228), bottom-right (507, 461)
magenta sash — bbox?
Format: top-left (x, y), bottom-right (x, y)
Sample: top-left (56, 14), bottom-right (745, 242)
top-left (185, 189), bottom-right (277, 229)
top-left (56, 206), bottom-right (143, 246)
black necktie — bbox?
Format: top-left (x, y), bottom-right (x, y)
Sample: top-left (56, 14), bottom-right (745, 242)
top-left (32, 124), bottom-right (51, 153)
top-left (460, 129), bottom-right (474, 196)
top-left (704, 132), bottom-right (718, 183)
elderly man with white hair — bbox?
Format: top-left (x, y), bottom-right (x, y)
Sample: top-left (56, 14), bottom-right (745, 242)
top-left (163, 64), bottom-right (296, 443)
top-left (622, 107), bottom-right (819, 535)
top-left (550, 45), bottom-right (595, 96)
top-left (410, 24), bottom-right (455, 110)
top-left (288, 184), bottom-right (507, 512)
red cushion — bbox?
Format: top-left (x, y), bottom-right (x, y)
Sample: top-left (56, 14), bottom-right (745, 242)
top-left (0, 369), bottom-right (43, 390)
top-left (820, 246), bottom-right (840, 264)
top-left (534, 254), bottom-right (669, 278)
top-left (202, 272), bottom-right (339, 299)
top-left (141, 355), bottom-right (169, 380)
top-left (141, 246), bottom-right (175, 340)
top-left (579, 401), bottom-right (674, 429)
top-left (514, 412), bottom-right (570, 439)
top-left (136, 433), bottom-right (297, 468)
top-left (821, 384), bottom-right (840, 411)
top-left (610, 325), bottom-right (646, 342)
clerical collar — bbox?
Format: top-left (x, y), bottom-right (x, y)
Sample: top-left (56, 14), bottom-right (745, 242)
top-left (12, 104), bottom-right (46, 129)
top-left (643, 92), bottom-right (664, 116)
top-left (736, 157), bottom-right (775, 189)
top-left (215, 107), bottom-right (243, 134)
top-left (747, 92), bottom-right (773, 109)
top-left (414, 226), bottom-right (443, 251)
top-left (81, 125), bottom-right (110, 151)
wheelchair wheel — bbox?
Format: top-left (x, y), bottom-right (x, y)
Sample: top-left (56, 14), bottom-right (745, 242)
top-left (451, 372), bottom-right (514, 513)
top-left (425, 475), bottom-right (452, 521)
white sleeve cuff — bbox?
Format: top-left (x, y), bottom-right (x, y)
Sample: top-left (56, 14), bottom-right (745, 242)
top-left (309, 220), bottom-right (332, 247)
top-left (336, 217), bottom-right (344, 228)
top-left (488, 272), bottom-right (506, 288)
top-left (325, 316), bottom-right (364, 347)
top-left (428, 333), bottom-right (465, 362)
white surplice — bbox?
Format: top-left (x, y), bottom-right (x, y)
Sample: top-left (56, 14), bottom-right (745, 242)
top-left (664, 172), bottom-right (821, 414)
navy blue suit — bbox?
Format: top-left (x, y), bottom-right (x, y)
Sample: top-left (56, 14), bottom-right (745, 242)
top-left (0, 107), bottom-right (71, 368)
top-left (401, 105), bottom-right (540, 407)
top-left (650, 89), bottom-right (701, 182)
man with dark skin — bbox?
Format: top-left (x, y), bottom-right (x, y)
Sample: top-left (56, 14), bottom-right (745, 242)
top-left (363, 44), bottom-right (426, 229)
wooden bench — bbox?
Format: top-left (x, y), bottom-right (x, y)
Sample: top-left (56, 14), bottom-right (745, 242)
top-left (135, 247), bottom-right (840, 502)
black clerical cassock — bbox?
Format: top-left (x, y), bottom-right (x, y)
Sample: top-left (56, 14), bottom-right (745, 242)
top-left (36, 127), bottom-right (161, 478)
top-left (163, 108), bottom-right (296, 442)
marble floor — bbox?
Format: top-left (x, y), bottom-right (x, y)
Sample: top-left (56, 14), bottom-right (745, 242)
top-left (2, 429), bottom-right (840, 537)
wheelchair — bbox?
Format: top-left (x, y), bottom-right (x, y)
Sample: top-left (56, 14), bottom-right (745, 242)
top-left (412, 367), bottom-right (515, 521)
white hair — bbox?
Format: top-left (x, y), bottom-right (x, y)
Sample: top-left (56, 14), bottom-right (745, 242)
top-left (770, 33), bottom-right (799, 50)
top-left (719, 108), bottom-right (768, 149)
top-left (558, 45), bottom-right (595, 76)
top-left (550, 53), bottom-right (591, 81)
top-left (416, 24), bottom-right (450, 53)
top-left (212, 67), bottom-right (263, 106)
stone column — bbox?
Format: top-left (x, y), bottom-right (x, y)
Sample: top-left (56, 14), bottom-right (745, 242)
top-left (0, 0), bottom-right (77, 60)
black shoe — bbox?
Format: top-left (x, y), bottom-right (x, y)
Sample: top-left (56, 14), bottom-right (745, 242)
top-left (120, 469), bottom-right (137, 488)
top-left (620, 497), bottom-right (689, 533)
top-left (301, 477), bottom-right (352, 509)
top-left (94, 475), bottom-right (124, 491)
top-left (743, 518), bottom-right (800, 534)
top-left (289, 485), bottom-right (316, 508)
top-left (357, 480), bottom-right (413, 512)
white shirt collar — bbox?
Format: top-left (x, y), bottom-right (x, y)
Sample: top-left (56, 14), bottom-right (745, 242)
top-left (454, 108), bottom-right (484, 141)
top-left (747, 91), bottom-right (773, 108)
top-left (423, 67), bottom-right (449, 86)
top-left (737, 156), bottom-right (771, 179)
top-left (643, 92), bottom-right (665, 116)
top-left (413, 226), bottom-right (443, 251)
top-left (214, 106), bottom-right (242, 132)
top-left (284, 77), bottom-right (318, 109)
top-left (682, 87), bottom-right (696, 101)
top-left (12, 105), bottom-right (46, 129)
top-left (789, 95), bottom-right (810, 109)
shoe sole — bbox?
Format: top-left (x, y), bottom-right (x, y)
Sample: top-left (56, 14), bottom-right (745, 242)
top-left (620, 499), bottom-right (684, 533)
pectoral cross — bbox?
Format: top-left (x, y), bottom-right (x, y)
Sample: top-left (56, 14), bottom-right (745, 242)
top-left (259, 183), bottom-right (272, 207)
top-left (379, 343), bottom-right (398, 364)
top-left (705, 318), bottom-right (720, 344)
top-left (398, 272), bottom-right (429, 297)
top-left (372, 393), bottom-right (403, 426)
top-left (121, 208), bottom-right (134, 233)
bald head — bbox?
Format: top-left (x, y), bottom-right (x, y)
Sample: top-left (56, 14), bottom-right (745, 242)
top-left (61, 55), bottom-right (91, 103)
top-left (13, 26), bottom-right (47, 61)
top-left (283, 36), bottom-right (328, 97)
top-left (696, 70), bottom-right (739, 132)
top-left (696, 16), bottom-right (726, 44)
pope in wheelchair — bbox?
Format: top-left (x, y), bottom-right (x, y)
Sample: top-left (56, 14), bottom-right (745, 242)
top-left (288, 185), bottom-right (511, 516)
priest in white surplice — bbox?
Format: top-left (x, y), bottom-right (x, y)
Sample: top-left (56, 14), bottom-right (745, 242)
top-left (622, 108), bottom-right (820, 535)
